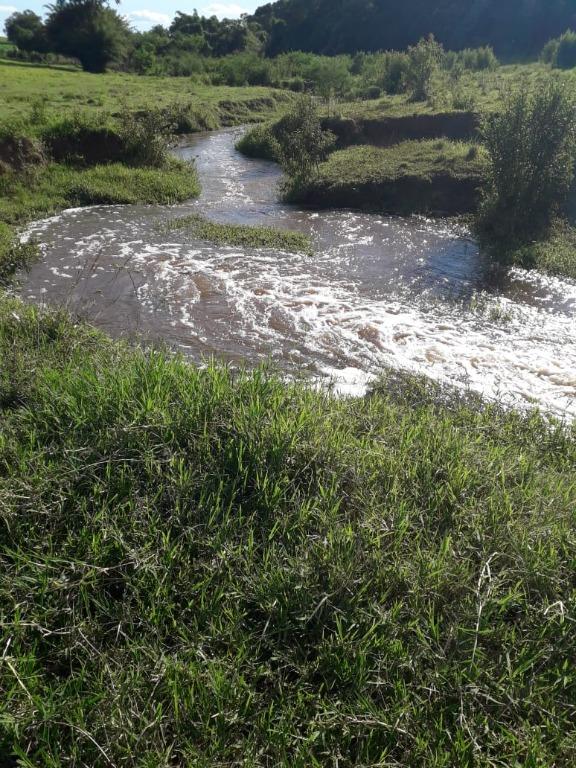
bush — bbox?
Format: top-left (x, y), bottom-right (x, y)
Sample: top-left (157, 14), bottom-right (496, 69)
top-left (555, 29), bottom-right (576, 69)
top-left (117, 109), bottom-right (171, 167)
top-left (362, 85), bottom-right (382, 100)
top-left (236, 124), bottom-right (281, 161)
top-left (273, 96), bottom-right (335, 186)
top-left (210, 53), bottom-right (273, 86)
top-left (270, 52), bottom-right (353, 99)
top-left (477, 81), bottom-right (576, 247)
top-left (448, 46), bottom-right (499, 72)
top-left (407, 35), bottom-right (445, 102)
top-left (382, 51), bottom-right (411, 93)
top-left (541, 30), bottom-right (576, 69)
top-left (541, 38), bottom-right (560, 65)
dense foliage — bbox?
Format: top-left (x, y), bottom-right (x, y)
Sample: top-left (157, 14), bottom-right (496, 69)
top-left (4, 10), bottom-right (47, 54)
top-left (253, 0), bottom-right (576, 58)
top-left (5, 0), bottom-right (571, 77)
top-left (541, 28), bottom-right (576, 69)
top-left (477, 81), bottom-right (576, 249)
top-left (272, 97), bottom-right (335, 187)
top-left (45, 0), bottom-right (130, 73)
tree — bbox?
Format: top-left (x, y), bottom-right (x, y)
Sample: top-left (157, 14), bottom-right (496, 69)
top-left (478, 81), bottom-right (576, 246)
top-left (4, 10), bottom-right (48, 54)
top-left (46, 0), bottom-right (129, 73)
top-left (406, 35), bottom-right (444, 102)
top-left (273, 96), bottom-right (335, 186)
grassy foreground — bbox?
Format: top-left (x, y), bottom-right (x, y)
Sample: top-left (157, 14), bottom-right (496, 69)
top-left (162, 212), bottom-right (313, 254)
top-left (0, 294), bottom-right (575, 766)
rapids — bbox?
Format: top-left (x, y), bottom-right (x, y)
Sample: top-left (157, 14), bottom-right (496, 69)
top-left (19, 127), bottom-right (576, 418)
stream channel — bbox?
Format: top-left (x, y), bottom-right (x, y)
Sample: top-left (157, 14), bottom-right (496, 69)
top-left (19, 127), bottom-right (576, 418)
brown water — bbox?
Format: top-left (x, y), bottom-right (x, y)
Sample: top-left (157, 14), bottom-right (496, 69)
top-left (19, 127), bottom-right (576, 417)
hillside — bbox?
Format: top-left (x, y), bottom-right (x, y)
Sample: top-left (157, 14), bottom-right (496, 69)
top-left (251, 0), bottom-right (576, 58)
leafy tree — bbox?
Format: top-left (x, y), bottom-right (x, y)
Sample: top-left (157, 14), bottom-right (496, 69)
top-left (554, 29), bottom-right (576, 69)
top-left (478, 81), bottom-right (576, 246)
top-left (273, 96), bottom-right (335, 185)
top-left (4, 10), bottom-right (48, 54)
top-left (251, 0), bottom-right (576, 59)
top-left (130, 44), bottom-right (156, 75)
top-left (406, 35), bottom-right (444, 102)
top-left (46, 0), bottom-right (129, 73)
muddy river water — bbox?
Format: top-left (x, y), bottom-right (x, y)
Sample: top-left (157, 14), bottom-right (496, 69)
top-left (19, 127), bottom-right (576, 418)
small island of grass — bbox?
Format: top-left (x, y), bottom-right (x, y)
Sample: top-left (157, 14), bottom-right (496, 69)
top-left (163, 212), bottom-right (313, 254)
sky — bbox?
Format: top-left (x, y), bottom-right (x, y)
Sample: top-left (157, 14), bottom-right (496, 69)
top-left (0, 1), bottom-right (262, 33)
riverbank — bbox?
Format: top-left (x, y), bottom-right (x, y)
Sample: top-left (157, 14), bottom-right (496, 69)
top-left (286, 140), bottom-right (487, 215)
top-left (0, 157), bottom-right (200, 282)
top-left (0, 61), bottom-right (299, 281)
top-left (1, 290), bottom-right (575, 766)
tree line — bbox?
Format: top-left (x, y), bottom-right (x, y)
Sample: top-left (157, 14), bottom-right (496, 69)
top-left (4, 1), bottom-right (264, 73)
top-left (253, 0), bottom-right (576, 59)
top-left (4, 0), bottom-right (576, 74)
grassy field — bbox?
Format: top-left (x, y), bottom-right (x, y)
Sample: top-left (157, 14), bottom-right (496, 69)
top-left (338, 63), bottom-right (572, 119)
top-left (0, 292), bottom-right (575, 766)
top-left (287, 140), bottom-right (487, 214)
top-left (0, 60), bottom-right (293, 123)
top-left (162, 212), bottom-right (313, 254)
top-left (315, 140), bottom-right (487, 182)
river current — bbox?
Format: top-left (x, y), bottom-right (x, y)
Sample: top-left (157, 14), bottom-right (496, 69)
top-left (19, 127), bottom-right (576, 418)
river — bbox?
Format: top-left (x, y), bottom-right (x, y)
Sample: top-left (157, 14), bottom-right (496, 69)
top-left (19, 127), bottom-right (576, 418)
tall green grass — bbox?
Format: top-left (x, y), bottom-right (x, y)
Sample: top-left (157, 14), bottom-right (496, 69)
top-left (1, 295), bottom-right (575, 766)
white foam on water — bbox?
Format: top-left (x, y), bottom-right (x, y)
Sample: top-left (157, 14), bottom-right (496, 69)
top-left (17, 140), bottom-right (576, 422)
top-left (116, 238), bottom-right (576, 420)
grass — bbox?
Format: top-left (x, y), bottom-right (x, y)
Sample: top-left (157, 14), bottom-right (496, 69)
top-left (288, 140), bottom-right (487, 215)
top-left (314, 140), bottom-right (487, 183)
top-left (0, 161), bottom-right (200, 225)
top-left (162, 212), bottom-right (313, 254)
top-left (488, 220), bottom-right (576, 280)
top-left (0, 293), bottom-right (575, 766)
top-left (236, 123), bottom-right (281, 161)
top-left (0, 221), bottom-right (39, 285)
top-left (338, 63), bottom-right (575, 119)
top-left (0, 161), bottom-right (200, 281)
top-left (0, 60), bottom-right (293, 125)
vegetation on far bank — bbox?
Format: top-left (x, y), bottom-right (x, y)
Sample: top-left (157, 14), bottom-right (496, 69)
top-left (0, 291), bottom-right (575, 766)
top-left (238, 76), bottom-right (576, 277)
top-left (0, 103), bottom-right (204, 282)
top-left (476, 82), bottom-right (576, 274)
top-left (285, 140), bottom-right (486, 215)
top-left (162, 212), bottom-right (313, 254)
top-left (3, 0), bottom-right (574, 76)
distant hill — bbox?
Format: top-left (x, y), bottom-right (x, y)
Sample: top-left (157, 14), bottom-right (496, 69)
top-left (250, 0), bottom-right (576, 58)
